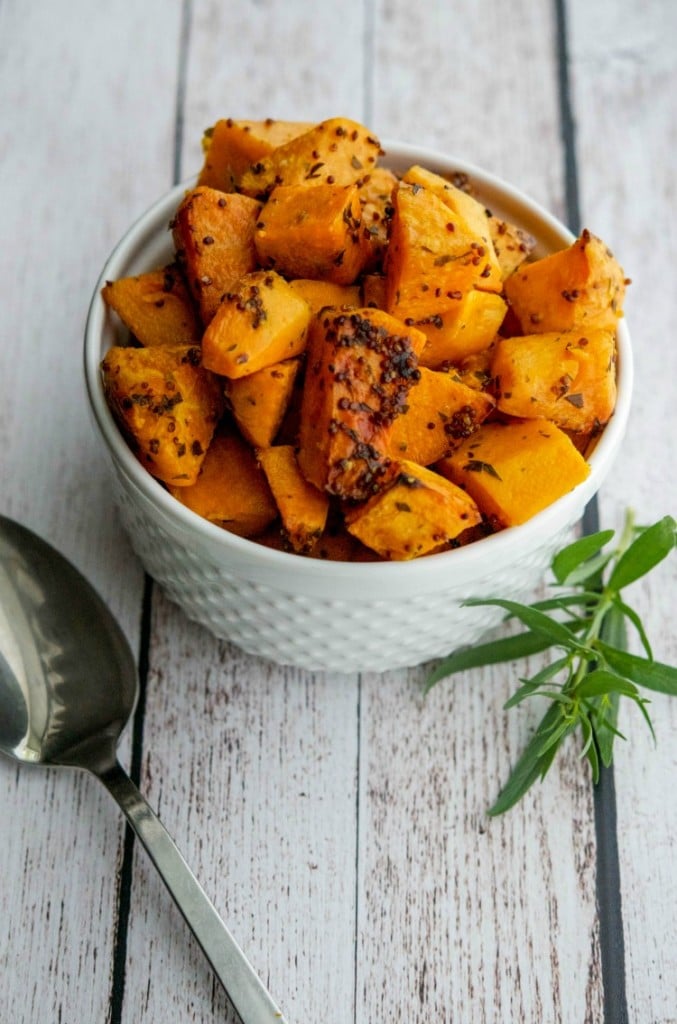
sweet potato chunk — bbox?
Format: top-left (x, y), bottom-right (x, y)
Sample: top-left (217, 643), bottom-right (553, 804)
top-left (255, 184), bottom-right (370, 285)
top-left (225, 358), bottom-right (299, 447)
top-left (198, 118), bottom-right (311, 191)
top-left (437, 418), bottom-right (590, 527)
top-left (172, 187), bottom-right (260, 325)
top-left (288, 278), bottom-right (360, 315)
top-left (168, 430), bottom-right (277, 536)
top-left (388, 368), bottom-right (495, 465)
top-left (256, 445), bottom-right (330, 552)
top-left (297, 308), bottom-right (424, 500)
top-left (491, 328), bottom-right (617, 433)
top-left (101, 345), bottom-right (223, 486)
top-left (101, 264), bottom-right (200, 347)
top-left (402, 165), bottom-right (502, 292)
top-left (504, 230), bottom-right (626, 333)
top-left (238, 117), bottom-right (382, 198)
top-left (488, 216), bottom-right (536, 279)
top-left (385, 182), bottom-right (496, 323)
top-left (361, 273), bottom-right (387, 310)
top-left (201, 270), bottom-right (310, 378)
top-left (416, 289), bottom-right (507, 368)
top-left (344, 460), bottom-right (481, 560)
top-left (358, 166), bottom-right (398, 269)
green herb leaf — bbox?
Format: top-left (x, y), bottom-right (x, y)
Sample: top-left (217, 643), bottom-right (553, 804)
top-left (597, 643), bottom-right (677, 696)
top-left (488, 703), bottom-right (563, 815)
top-left (551, 528), bottom-right (615, 583)
top-left (427, 510), bottom-right (676, 815)
top-left (575, 669), bottom-right (639, 700)
top-left (424, 630), bottom-right (557, 691)
top-left (464, 598), bottom-right (591, 653)
top-left (607, 515), bottom-right (676, 592)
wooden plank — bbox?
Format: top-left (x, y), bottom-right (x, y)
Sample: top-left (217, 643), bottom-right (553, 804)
top-left (568, 2), bottom-right (677, 1017)
top-left (119, 2), bottom-right (367, 1020)
top-left (121, 595), bottom-right (359, 1024)
top-left (355, 1), bottom-right (606, 1020)
top-left (0, 1), bottom-right (184, 1020)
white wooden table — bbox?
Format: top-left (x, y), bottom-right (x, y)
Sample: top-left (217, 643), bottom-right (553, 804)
top-left (1, 2), bottom-right (675, 1021)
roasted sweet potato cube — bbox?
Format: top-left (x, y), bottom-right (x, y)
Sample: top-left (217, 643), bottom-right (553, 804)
top-left (297, 308), bottom-right (425, 500)
top-left (101, 344), bottom-right (223, 487)
top-left (256, 445), bottom-right (329, 553)
top-left (504, 230), bottom-right (627, 333)
top-left (198, 118), bottom-right (312, 191)
top-left (168, 430), bottom-right (277, 536)
top-left (238, 117), bottom-right (382, 198)
top-left (361, 273), bottom-right (387, 310)
top-left (358, 166), bottom-right (398, 270)
top-left (344, 460), bottom-right (481, 560)
top-left (288, 278), bottom-right (360, 315)
top-left (101, 264), bottom-right (200, 347)
top-left (172, 187), bottom-right (260, 325)
top-left (487, 216), bottom-right (536, 279)
top-left (455, 345), bottom-right (497, 392)
top-left (226, 358), bottom-right (300, 447)
top-left (416, 289), bottom-right (507, 368)
top-left (385, 182), bottom-right (496, 323)
top-left (402, 165), bottom-right (502, 292)
top-left (437, 418), bottom-right (590, 527)
top-left (255, 184), bottom-right (370, 285)
top-left (491, 328), bottom-right (617, 433)
top-left (388, 368), bottom-right (495, 465)
top-left (201, 270), bottom-right (311, 378)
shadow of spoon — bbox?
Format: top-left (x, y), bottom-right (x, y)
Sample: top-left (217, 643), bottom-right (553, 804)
top-left (0, 514), bottom-right (288, 1024)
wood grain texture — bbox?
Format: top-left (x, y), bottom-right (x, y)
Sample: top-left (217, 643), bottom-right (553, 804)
top-left (569, 2), bottom-right (677, 1018)
top-left (0, 1), bottom-right (183, 1020)
top-left (120, 594), bottom-right (359, 1024)
top-left (1, 1), bottom-right (675, 1022)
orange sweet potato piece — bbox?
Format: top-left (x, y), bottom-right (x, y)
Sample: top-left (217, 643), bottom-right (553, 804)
top-left (487, 216), bottom-right (536, 279)
top-left (504, 230), bottom-right (626, 333)
top-left (402, 165), bottom-right (502, 292)
top-left (358, 165), bottom-right (398, 269)
top-left (238, 117), bottom-right (382, 198)
top-left (416, 289), bottom-right (507, 368)
top-left (437, 418), bottom-right (590, 527)
top-left (385, 182), bottom-right (496, 323)
top-left (388, 368), bottom-right (495, 465)
top-left (297, 308), bottom-right (425, 500)
top-left (256, 445), bottom-right (330, 552)
top-left (255, 183), bottom-right (370, 285)
top-left (201, 270), bottom-right (311, 378)
top-left (172, 187), bottom-right (261, 325)
top-left (225, 358), bottom-right (300, 447)
top-left (100, 344), bottom-right (223, 487)
top-left (101, 264), bottom-right (200, 347)
top-left (168, 430), bottom-right (277, 537)
top-left (491, 328), bottom-right (617, 433)
top-left (288, 278), bottom-right (360, 315)
top-left (361, 273), bottom-right (387, 309)
top-left (344, 460), bottom-right (481, 560)
top-left (198, 118), bottom-right (311, 191)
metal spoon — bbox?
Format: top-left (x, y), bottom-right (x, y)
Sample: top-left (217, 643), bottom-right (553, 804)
top-left (0, 514), bottom-right (288, 1024)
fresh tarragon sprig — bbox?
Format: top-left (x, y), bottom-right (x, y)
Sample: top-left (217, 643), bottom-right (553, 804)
top-left (425, 511), bottom-right (677, 815)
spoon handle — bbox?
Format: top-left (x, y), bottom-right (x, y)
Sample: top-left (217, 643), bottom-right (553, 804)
top-left (99, 760), bottom-right (288, 1024)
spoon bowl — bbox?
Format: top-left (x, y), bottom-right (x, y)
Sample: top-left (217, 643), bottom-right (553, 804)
top-left (0, 513), bottom-right (288, 1024)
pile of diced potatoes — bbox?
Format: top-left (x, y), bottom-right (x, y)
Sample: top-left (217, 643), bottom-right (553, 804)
top-left (101, 116), bottom-right (627, 561)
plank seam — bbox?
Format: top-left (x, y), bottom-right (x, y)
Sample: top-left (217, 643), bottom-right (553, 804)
top-left (554, 2), bottom-right (629, 1022)
top-left (109, 3), bottom-right (193, 1015)
top-left (108, 573), bottom-right (154, 1024)
top-left (353, 674), bottom-right (363, 1024)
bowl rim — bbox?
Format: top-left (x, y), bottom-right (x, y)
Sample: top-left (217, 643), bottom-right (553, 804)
top-left (84, 140), bottom-right (633, 584)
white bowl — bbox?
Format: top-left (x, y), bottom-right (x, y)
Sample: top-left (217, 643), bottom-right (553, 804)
top-left (84, 142), bottom-right (633, 673)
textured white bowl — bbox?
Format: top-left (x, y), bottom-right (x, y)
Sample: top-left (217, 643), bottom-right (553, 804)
top-left (84, 142), bottom-right (633, 673)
